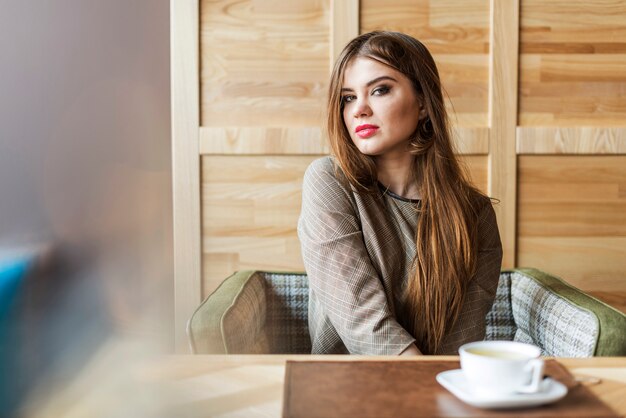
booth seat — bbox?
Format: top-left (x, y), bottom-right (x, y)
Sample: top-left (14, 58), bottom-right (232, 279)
top-left (187, 268), bottom-right (626, 357)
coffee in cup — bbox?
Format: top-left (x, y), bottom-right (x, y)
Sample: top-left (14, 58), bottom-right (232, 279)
top-left (459, 341), bottom-right (545, 397)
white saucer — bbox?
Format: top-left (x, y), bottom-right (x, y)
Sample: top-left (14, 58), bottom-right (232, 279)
top-left (436, 369), bottom-right (568, 409)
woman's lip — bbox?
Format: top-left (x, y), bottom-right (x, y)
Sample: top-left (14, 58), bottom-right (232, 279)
top-left (356, 127), bottom-right (378, 138)
top-left (355, 124), bottom-right (378, 133)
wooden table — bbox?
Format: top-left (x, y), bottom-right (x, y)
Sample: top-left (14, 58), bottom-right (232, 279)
top-left (22, 348), bottom-right (626, 417)
top-left (138, 355), bottom-right (626, 417)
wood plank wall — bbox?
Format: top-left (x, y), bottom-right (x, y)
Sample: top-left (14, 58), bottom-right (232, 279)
top-left (517, 1), bottom-right (626, 292)
top-left (172, 0), bottom-right (626, 348)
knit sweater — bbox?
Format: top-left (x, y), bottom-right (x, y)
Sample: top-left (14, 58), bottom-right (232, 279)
top-left (297, 157), bottom-right (503, 355)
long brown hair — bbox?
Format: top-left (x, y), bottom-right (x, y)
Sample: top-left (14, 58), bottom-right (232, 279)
top-left (327, 31), bottom-right (486, 354)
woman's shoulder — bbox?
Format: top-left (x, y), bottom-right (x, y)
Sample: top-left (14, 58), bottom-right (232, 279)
top-left (467, 189), bottom-right (494, 214)
top-left (462, 190), bottom-right (498, 230)
top-left (301, 156), bottom-right (358, 211)
top-left (469, 191), bottom-right (502, 247)
top-left (303, 156), bottom-right (349, 189)
top-left (305, 156), bottom-right (338, 176)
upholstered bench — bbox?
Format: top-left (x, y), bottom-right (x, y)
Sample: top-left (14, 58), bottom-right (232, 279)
top-left (187, 268), bottom-right (626, 357)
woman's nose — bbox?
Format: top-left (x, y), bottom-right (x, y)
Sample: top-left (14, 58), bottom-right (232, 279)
top-left (353, 99), bottom-right (372, 118)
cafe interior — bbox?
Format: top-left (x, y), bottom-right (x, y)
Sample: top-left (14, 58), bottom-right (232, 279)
top-left (1, 0), bottom-right (625, 417)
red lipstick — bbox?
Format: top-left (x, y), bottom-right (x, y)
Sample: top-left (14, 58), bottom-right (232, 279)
top-left (355, 124), bottom-right (379, 139)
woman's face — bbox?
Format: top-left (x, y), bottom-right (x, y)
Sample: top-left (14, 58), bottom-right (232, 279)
top-left (341, 57), bottom-right (423, 159)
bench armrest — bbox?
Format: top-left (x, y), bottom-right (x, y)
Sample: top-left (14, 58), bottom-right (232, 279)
top-left (510, 268), bottom-right (626, 357)
top-left (187, 271), bottom-right (269, 354)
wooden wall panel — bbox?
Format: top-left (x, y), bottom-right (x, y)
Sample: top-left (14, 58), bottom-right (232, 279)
top-left (517, 127), bottom-right (626, 154)
top-left (517, 1), bottom-right (626, 301)
top-left (331, 0), bottom-right (359, 61)
top-left (361, 0), bottom-right (490, 127)
top-left (519, 1), bottom-right (626, 126)
top-left (172, 0), bottom-right (201, 350)
top-left (517, 156), bottom-right (626, 292)
top-left (201, 155), bottom-right (488, 296)
top-left (199, 0), bottom-right (330, 128)
top-left (173, 0), bottom-right (626, 347)
top-left (461, 156), bottom-right (488, 195)
top-left (489, 0), bottom-right (519, 268)
top-left (201, 156), bottom-right (316, 296)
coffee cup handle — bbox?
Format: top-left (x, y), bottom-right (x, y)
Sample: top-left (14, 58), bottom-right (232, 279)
top-left (517, 359), bottom-right (545, 394)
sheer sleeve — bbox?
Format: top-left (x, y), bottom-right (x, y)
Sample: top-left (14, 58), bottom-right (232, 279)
top-left (298, 158), bottom-right (416, 355)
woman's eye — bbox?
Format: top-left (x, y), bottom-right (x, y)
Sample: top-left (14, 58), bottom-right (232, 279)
top-left (373, 86), bottom-right (390, 96)
top-left (342, 95), bottom-right (356, 103)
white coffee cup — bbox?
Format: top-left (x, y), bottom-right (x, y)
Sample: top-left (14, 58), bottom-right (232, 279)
top-left (459, 341), bottom-right (545, 397)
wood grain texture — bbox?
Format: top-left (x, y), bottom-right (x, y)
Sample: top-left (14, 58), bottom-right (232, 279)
top-left (199, 0), bottom-right (330, 127)
top-left (200, 156), bottom-right (315, 297)
top-left (198, 126), bottom-right (489, 155)
top-left (517, 156), bottom-right (626, 291)
top-left (361, 0), bottom-right (490, 127)
top-left (460, 156), bottom-right (488, 195)
top-left (520, 1), bottom-right (626, 126)
top-left (171, 0), bottom-right (201, 352)
top-left (283, 360), bottom-right (614, 418)
top-left (330, 0), bottom-right (359, 63)
top-left (587, 291), bottom-right (626, 314)
top-left (453, 127), bottom-right (489, 155)
top-left (488, 0), bottom-right (518, 268)
top-left (199, 127), bottom-right (328, 154)
top-left (517, 127), bottom-right (626, 154)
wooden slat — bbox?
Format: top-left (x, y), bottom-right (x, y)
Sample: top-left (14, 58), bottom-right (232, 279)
top-left (199, 0), bottom-right (329, 127)
top-left (361, 0), bottom-right (429, 33)
top-left (460, 156), bottom-right (489, 195)
top-left (429, 0), bottom-right (490, 26)
top-left (452, 127), bottom-right (490, 155)
top-left (201, 156), bottom-right (316, 296)
top-left (518, 155), bottom-right (626, 292)
top-left (517, 127), bottom-right (626, 154)
top-left (199, 127), bottom-right (327, 154)
top-left (522, 0), bottom-right (626, 31)
top-left (519, 1), bottom-right (626, 126)
top-left (518, 237), bottom-right (626, 292)
top-left (540, 54), bottom-right (626, 83)
top-left (330, 0), bottom-right (359, 63)
top-left (172, 0), bottom-right (201, 352)
top-left (199, 126), bottom-right (489, 155)
top-left (488, 0), bottom-right (519, 268)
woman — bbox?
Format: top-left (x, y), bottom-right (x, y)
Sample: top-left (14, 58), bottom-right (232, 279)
top-left (297, 31), bottom-right (503, 356)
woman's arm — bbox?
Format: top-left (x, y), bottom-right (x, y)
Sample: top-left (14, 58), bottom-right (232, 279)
top-left (298, 158), bottom-right (417, 355)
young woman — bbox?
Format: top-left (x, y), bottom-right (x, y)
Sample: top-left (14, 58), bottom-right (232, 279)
top-left (297, 31), bottom-right (503, 355)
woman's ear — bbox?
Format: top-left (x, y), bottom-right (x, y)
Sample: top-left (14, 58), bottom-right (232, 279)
top-left (418, 106), bottom-right (428, 120)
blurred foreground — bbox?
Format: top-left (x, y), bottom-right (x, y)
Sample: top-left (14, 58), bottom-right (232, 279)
top-left (0, 0), bottom-right (172, 415)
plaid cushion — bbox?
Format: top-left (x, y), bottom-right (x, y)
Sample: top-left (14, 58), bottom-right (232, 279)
top-left (485, 272), bottom-right (517, 341)
top-left (191, 269), bottom-right (619, 356)
top-left (513, 328), bottom-right (536, 346)
top-left (510, 271), bottom-right (598, 357)
top-left (262, 272), bottom-right (311, 353)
